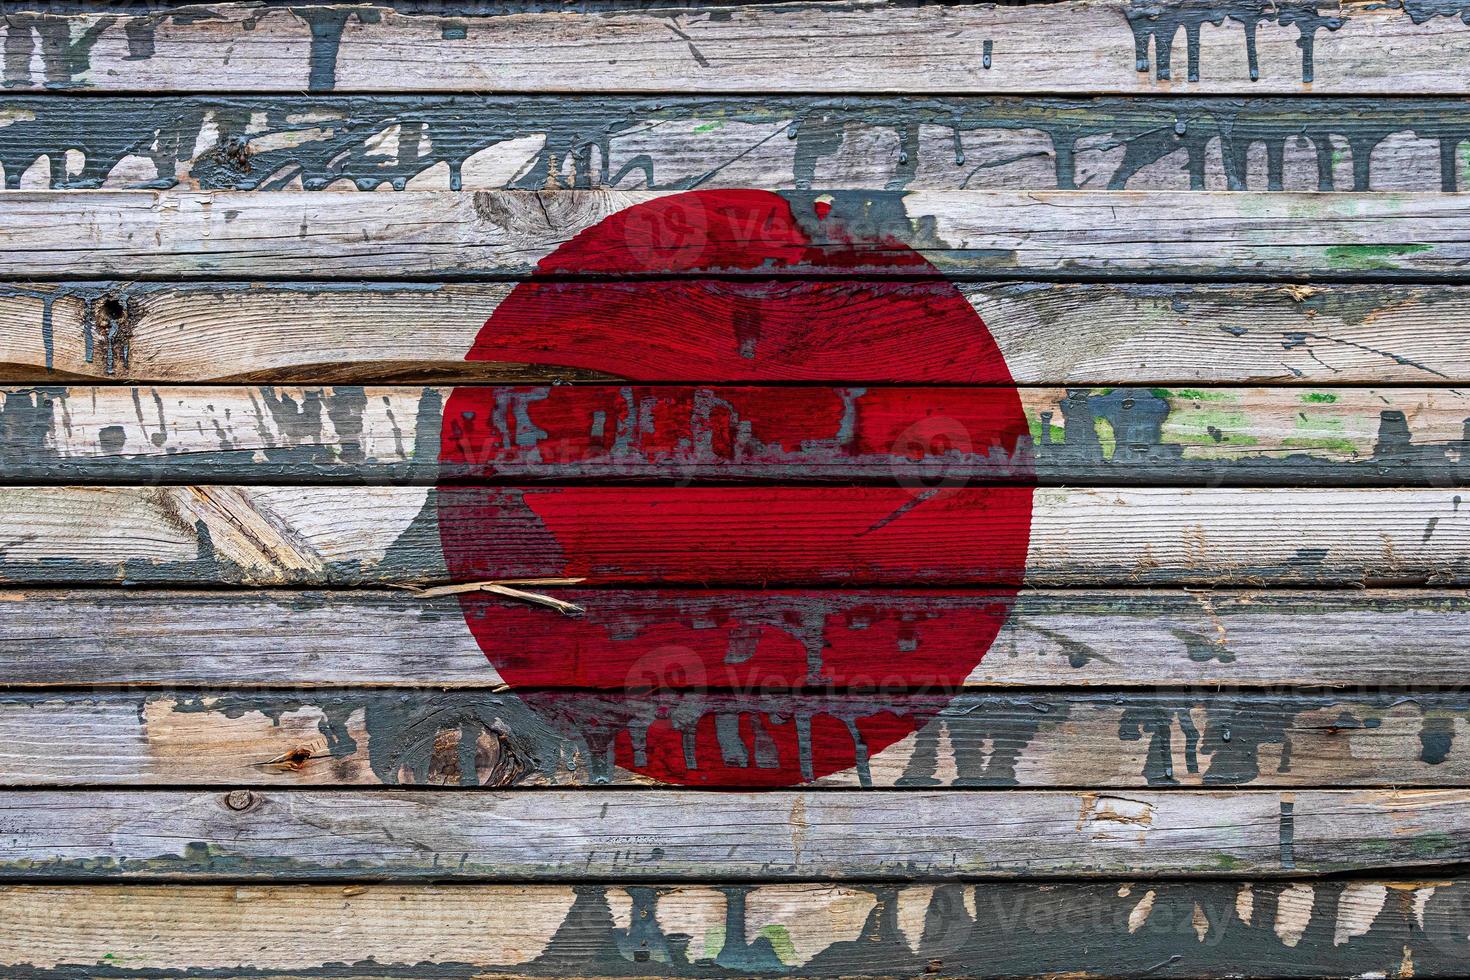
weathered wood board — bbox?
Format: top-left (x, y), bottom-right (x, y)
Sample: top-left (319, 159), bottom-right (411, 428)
top-left (4, 787), bottom-right (1469, 879)
top-left (3, 688), bottom-right (1467, 789)
top-left (5, 1), bottom-right (1470, 975)
top-left (7, 94), bottom-right (1470, 194)
top-left (4, 878), bottom-right (1465, 978)
top-left (6, 1), bottom-right (1470, 96)
top-left (2, 588), bottom-right (1468, 689)
top-left (0, 190), bottom-right (1465, 279)
top-left (0, 485), bottom-right (1466, 586)
top-left (6, 280), bottom-right (1469, 386)
top-left (3, 384), bottom-right (1468, 487)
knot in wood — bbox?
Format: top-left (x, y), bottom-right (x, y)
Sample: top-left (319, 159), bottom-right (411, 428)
top-left (225, 789), bottom-right (258, 812)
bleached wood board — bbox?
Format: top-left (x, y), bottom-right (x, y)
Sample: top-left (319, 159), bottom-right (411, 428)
top-left (0, 485), bottom-right (1466, 586)
top-left (4, 878), bottom-right (1467, 977)
top-left (1, 688), bottom-right (1464, 789)
top-left (2, 787), bottom-right (1466, 879)
top-left (0, 383), bottom-right (1462, 487)
top-left (3, 878), bottom-right (1462, 978)
top-left (0, 588), bottom-right (1459, 690)
top-left (5, 1), bottom-right (1470, 96)
top-left (3, 280), bottom-right (1460, 385)
top-left (4, 93), bottom-right (1470, 194)
top-left (0, 190), bottom-right (1465, 279)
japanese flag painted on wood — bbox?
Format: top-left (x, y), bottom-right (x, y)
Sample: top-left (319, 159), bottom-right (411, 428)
top-left (438, 190), bottom-right (1034, 786)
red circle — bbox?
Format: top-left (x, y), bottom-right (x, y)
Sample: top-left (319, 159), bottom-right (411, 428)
top-left (439, 190), bottom-right (1033, 787)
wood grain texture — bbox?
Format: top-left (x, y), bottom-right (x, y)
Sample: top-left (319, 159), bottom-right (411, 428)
top-left (5, 1), bottom-right (1470, 95)
top-left (5, 280), bottom-right (1463, 386)
top-left (1, 588), bottom-right (1461, 690)
top-left (4, 688), bottom-right (1467, 789)
top-left (0, 484), bottom-right (1467, 586)
top-left (2, 383), bottom-right (1465, 487)
top-left (6, 93), bottom-right (1470, 194)
top-left (4, 878), bottom-right (1469, 977)
top-left (2, 787), bottom-right (1467, 879)
top-left (0, 190), bottom-right (1465, 279)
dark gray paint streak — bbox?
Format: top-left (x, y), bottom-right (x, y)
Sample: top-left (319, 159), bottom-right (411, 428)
top-left (0, 383), bottom-right (1463, 487)
top-left (6, 688), bottom-right (1469, 788)
top-left (4, 877), bottom-right (1470, 978)
top-left (4, 94), bottom-right (1470, 193)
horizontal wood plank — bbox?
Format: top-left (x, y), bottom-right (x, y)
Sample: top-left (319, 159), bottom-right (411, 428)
top-left (3, 787), bottom-right (1467, 879)
top-left (4, 878), bottom-right (1468, 977)
top-left (5, 280), bottom-right (1464, 386)
top-left (0, 190), bottom-right (1465, 279)
top-left (2, 383), bottom-right (1465, 487)
top-left (0, 485), bottom-right (1467, 586)
top-left (5, 1), bottom-right (1470, 96)
top-left (3, 688), bottom-right (1467, 789)
top-left (0, 588), bottom-right (1461, 690)
top-left (5, 94), bottom-right (1470, 194)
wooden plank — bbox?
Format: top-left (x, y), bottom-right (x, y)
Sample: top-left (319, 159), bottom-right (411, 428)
top-left (0, 190), bottom-right (1465, 279)
top-left (5, 280), bottom-right (1464, 386)
top-left (5, 2), bottom-right (1470, 96)
top-left (1, 588), bottom-right (1461, 690)
top-left (2, 787), bottom-right (1467, 879)
top-left (5, 94), bottom-right (1470, 194)
top-left (3, 688), bottom-right (1467, 789)
top-left (2, 383), bottom-right (1466, 487)
top-left (0, 485), bottom-right (1466, 587)
top-left (3, 878), bottom-right (1468, 978)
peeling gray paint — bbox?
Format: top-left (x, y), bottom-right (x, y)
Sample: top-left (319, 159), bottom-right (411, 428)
top-left (24, 687), bottom-right (1468, 791)
top-left (4, 871), bottom-right (1470, 975)
top-left (3, 94), bottom-right (1470, 194)
top-left (1125, 2), bottom-right (1344, 85)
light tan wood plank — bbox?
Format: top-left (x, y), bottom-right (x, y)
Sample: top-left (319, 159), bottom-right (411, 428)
top-left (0, 588), bottom-right (1459, 690)
top-left (0, 190), bottom-right (1464, 279)
top-left (0, 485), bottom-right (1464, 586)
top-left (5, 878), bottom-right (1465, 977)
top-left (1, 688), bottom-right (1464, 789)
top-left (1, 384), bottom-right (1465, 487)
top-left (3, 281), bottom-right (1461, 385)
top-left (1, 788), bottom-right (1465, 878)
top-left (5, 2), bottom-right (1470, 95)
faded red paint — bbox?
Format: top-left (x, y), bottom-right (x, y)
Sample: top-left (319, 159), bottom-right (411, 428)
top-left (456, 191), bottom-right (1015, 382)
top-left (440, 189), bottom-right (1033, 787)
top-left (437, 486), bottom-right (1031, 584)
top-left (439, 385), bottom-right (1031, 480)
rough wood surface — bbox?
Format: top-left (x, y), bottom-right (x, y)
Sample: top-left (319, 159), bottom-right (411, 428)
top-left (10, 0), bottom-right (1470, 970)
top-left (3, 878), bottom-right (1469, 977)
top-left (1, 588), bottom-right (1461, 690)
top-left (3, 688), bottom-right (1467, 790)
top-left (6, 280), bottom-right (1464, 386)
top-left (2, 383), bottom-right (1465, 487)
top-left (0, 190), bottom-right (1465, 279)
top-left (0, 484), bottom-right (1467, 586)
top-left (5, 1), bottom-right (1470, 96)
top-left (3, 787), bottom-right (1467, 879)
top-left (6, 94), bottom-right (1470, 194)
